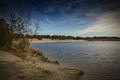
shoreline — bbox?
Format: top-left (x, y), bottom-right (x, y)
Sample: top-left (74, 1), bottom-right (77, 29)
top-left (31, 39), bottom-right (120, 43)
top-left (0, 49), bottom-right (83, 80)
top-left (31, 39), bottom-right (85, 43)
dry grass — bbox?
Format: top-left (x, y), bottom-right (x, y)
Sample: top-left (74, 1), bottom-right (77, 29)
top-left (0, 50), bottom-right (83, 80)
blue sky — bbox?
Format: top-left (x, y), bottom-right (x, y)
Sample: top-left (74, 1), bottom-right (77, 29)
top-left (0, 0), bottom-right (120, 36)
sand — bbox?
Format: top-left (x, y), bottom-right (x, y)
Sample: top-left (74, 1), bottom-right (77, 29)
top-left (0, 50), bottom-right (83, 80)
top-left (31, 39), bottom-right (84, 43)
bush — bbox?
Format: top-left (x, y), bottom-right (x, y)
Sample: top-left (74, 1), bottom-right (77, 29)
top-left (0, 19), bottom-right (12, 49)
top-left (13, 38), bottom-right (30, 51)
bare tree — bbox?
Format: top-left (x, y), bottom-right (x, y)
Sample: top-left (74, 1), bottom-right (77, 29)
top-left (8, 12), bottom-right (32, 51)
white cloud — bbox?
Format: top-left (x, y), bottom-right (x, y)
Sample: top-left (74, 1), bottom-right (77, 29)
top-left (78, 12), bottom-right (120, 37)
top-left (44, 15), bottom-right (54, 25)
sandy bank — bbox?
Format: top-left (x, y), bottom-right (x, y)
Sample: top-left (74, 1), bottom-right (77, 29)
top-left (31, 39), bottom-right (84, 43)
top-left (0, 50), bottom-right (83, 80)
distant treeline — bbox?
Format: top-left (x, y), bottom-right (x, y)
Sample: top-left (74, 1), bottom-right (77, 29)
top-left (26, 34), bottom-right (120, 41)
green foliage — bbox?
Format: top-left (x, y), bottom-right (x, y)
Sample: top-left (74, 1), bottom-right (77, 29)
top-left (0, 19), bottom-right (12, 49)
top-left (26, 34), bottom-right (120, 41)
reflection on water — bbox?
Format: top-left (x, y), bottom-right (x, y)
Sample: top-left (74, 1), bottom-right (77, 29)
top-left (32, 41), bottom-right (120, 80)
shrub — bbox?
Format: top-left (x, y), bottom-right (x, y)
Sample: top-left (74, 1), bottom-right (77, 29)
top-left (0, 19), bottom-right (12, 49)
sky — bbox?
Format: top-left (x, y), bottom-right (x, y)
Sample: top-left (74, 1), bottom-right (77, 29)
top-left (0, 0), bottom-right (120, 37)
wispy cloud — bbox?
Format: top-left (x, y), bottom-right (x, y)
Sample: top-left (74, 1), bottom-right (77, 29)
top-left (77, 12), bottom-right (120, 37)
top-left (44, 15), bottom-right (54, 25)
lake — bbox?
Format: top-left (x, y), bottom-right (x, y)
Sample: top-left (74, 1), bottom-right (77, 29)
top-left (32, 41), bottom-right (120, 80)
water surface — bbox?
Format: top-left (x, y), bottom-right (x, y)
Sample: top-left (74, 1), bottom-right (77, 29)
top-left (32, 41), bottom-right (120, 80)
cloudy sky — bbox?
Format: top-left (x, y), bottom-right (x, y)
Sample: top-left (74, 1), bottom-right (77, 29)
top-left (0, 0), bottom-right (120, 36)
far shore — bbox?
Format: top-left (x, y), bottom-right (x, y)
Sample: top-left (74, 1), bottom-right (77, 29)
top-left (30, 38), bottom-right (120, 44)
top-left (31, 39), bottom-right (85, 43)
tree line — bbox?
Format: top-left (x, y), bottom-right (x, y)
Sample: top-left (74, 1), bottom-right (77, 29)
top-left (26, 34), bottom-right (120, 41)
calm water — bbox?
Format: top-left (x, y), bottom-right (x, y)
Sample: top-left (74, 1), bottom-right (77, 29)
top-left (32, 41), bottom-right (120, 80)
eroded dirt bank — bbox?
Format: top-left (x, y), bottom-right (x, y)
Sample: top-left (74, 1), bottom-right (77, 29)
top-left (0, 50), bottom-right (83, 80)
